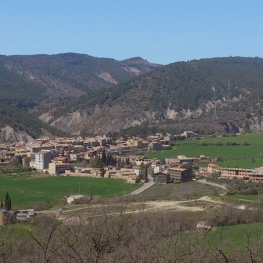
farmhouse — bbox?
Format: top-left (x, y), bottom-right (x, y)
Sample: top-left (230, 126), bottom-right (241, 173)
top-left (207, 163), bottom-right (222, 173)
top-left (49, 162), bottom-right (71, 175)
top-left (127, 174), bottom-right (140, 184)
top-left (148, 140), bottom-right (171, 151)
top-left (198, 155), bottom-right (211, 162)
top-left (152, 171), bottom-right (170, 184)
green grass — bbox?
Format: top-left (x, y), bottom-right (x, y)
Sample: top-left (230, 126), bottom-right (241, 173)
top-left (219, 194), bottom-right (260, 202)
top-left (145, 133), bottom-right (263, 168)
top-left (208, 222), bottom-right (263, 251)
top-left (0, 173), bottom-right (140, 209)
top-left (0, 222), bottom-right (36, 235)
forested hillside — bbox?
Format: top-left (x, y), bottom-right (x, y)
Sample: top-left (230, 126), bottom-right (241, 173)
top-left (1, 55), bottom-right (263, 137)
top-left (0, 102), bottom-right (67, 139)
top-left (0, 53), bottom-right (161, 106)
top-left (0, 53), bottom-right (160, 139)
top-left (39, 57), bottom-right (263, 135)
top-left (0, 63), bottom-right (47, 109)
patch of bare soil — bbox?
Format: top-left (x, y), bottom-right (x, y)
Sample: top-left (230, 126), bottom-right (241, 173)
top-left (49, 196), bottom-right (224, 221)
top-left (135, 196), bottom-right (223, 213)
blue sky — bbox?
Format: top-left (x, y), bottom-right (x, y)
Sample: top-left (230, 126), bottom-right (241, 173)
top-left (1, 0), bottom-right (262, 64)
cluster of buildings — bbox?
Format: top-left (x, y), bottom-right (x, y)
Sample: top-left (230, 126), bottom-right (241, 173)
top-left (0, 133), bottom-right (199, 184)
top-left (5, 131), bottom-right (263, 184)
top-left (0, 208), bottom-right (35, 226)
top-left (198, 163), bottom-right (263, 183)
top-left (0, 132), bottom-right (195, 172)
top-left (0, 135), bottom-right (147, 173)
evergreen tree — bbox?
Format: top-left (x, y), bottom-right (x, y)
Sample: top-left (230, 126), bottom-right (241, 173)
top-left (108, 154), bottom-right (112, 166)
top-left (101, 149), bottom-right (106, 164)
top-left (121, 160), bottom-right (125, 168)
top-left (140, 163), bottom-right (145, 178)
top-left (126, 157), bottom-right (130, 165)
top-left (111, 156), bottom-right (116, 166)
top-left (89, 157), bottom-right (104, 169)
top-left (6, 197), bottom-right (11, 211)
top-left (4, 192), bottom-right (9, 207)
top-left (4, 192), bottom-right (11, 210)
top-left (144, 164), bottom-right (149, 183)
top-left (0, 200), bottom-right (3, 207)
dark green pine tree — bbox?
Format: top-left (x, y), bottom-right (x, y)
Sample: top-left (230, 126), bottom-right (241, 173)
top-left (121, 160), bottom-right (125, 168)
top-left (0, 200), bottom-right (3, 208)
top-left (106, 154), bottom-right (109, 166)
top-left (4, 192), bottom-right (11, 210)
top-left (144, 165), bottom-right (148, 182)
top-left (108, 154), bottom-right (112, 166)
top-left (4, 192), bottom-right (9, 207)
top-left (111, 156), bottom-right (116, 166)
top-left (101, 149), bottom-right (106, 164)
top-left (6, 197), bottom-right (11, 211)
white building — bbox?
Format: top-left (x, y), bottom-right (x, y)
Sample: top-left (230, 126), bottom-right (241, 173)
top-left (31, 150), bottom-right (51, 170)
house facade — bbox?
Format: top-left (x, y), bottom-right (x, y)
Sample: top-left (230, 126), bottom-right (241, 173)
top-left (152, 171), bottom-right (170, 184)
top-left (169, 167), bottom-right (194, 182)
top-left (31, 150), bottom-right (51, 170)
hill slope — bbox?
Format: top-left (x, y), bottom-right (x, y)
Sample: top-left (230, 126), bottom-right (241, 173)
top-left (0, 102), bottom-right (67, 141)
top-left (0, 53), bottom-right (161, 106)
top-left (0, 53), bottom-right (160, 139)
top-left (38, 57), bottom-right (263, 135)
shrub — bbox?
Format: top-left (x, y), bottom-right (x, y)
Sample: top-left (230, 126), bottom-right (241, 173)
top-left (242, 140), bottom-right (250, 146)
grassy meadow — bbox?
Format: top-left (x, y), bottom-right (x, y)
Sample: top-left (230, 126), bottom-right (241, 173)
top-left (208, 222), bottom-right (263, 252)
top-left (0, 173), bottom-right (140, 209)
top-left (146, 132), bottom-right (263, 168)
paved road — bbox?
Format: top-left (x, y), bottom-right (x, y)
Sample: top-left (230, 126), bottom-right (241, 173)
top-left (129, 177), bottom-right (154, 195)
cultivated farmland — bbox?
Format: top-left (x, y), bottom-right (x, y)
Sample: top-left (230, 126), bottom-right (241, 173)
top-left (146, 133), bottom-right (263, 168)
top-left (0, 173), bottom-right (140, 209)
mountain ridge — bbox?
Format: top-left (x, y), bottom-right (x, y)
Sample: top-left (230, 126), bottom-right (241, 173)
top-left (0, 53), bottom-right (161, 140)
top-left (37, 56), bottom-right (263, 136)
top-left (1, 54), bottom-right (263, 139)
top-left (0, 53), bottom-right (161, 107)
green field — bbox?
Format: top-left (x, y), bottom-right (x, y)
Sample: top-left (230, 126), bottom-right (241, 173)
top-left (208, 222), bottom-right (263, 251)
top-left (146, 133), bottom-right (263, 168)
top-left (219, 194), bottom-right (261, 202)
top-left (0, 173), bottom-right (140, 209)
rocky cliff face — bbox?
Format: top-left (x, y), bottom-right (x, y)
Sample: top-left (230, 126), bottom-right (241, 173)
top-left (37, 98), bottom-right (263, 136)
top-left (0, 125), bottom-right (34, 142)
top-left (37, 103), bottom-right (232, 135)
